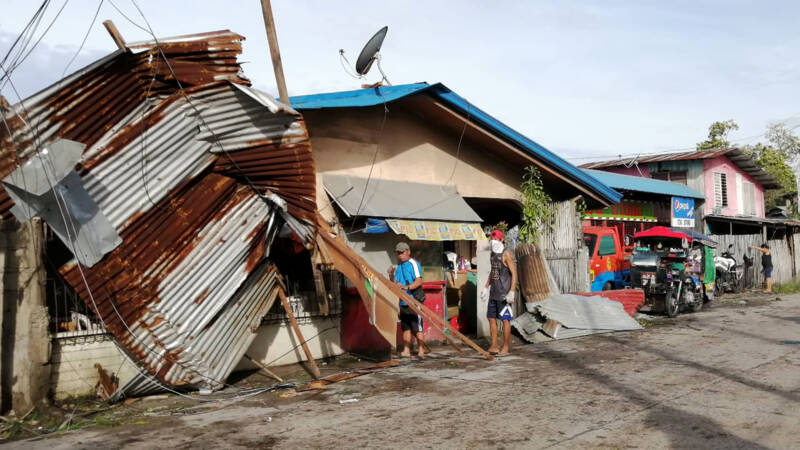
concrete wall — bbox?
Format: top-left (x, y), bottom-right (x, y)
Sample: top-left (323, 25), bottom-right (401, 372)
top-left (304, 107), bottom-right (525, 223)
top-left (239, 317), bottom-right (343, 369)
top-left (49, 333), bottom-right (139, 400)
top-left (0, 220), bottom-right (50, 414)
top-left (702, 156), bottom-right (765, 218)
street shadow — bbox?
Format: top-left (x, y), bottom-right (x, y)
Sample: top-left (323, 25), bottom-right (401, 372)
top-left (599, 334), bottom-right (800, 404)
top-left (535, 339), bottom-right (771, 449)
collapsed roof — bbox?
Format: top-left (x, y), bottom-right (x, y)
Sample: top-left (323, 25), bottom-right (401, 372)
top-left (0, 30), bottom-right (316, 397)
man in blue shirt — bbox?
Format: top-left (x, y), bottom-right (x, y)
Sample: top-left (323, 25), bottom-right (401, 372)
top-left (387, 242), bottom-right (427, 358)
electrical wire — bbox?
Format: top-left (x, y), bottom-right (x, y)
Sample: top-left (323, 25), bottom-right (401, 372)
top-left (348, 88), bottom-right (390, 231)
top-left (0, 0), bottom-right (70, 91)
top-left (444, 104), bottom-right (471, 186)
top-left (59, 0), bottom-right (104, 81)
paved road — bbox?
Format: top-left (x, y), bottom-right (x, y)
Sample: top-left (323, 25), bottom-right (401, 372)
top-left (13, 293), bottom-right (800, 449)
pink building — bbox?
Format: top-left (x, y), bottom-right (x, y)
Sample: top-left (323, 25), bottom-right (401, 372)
top-left (581, 149), bottom-right (779, 234)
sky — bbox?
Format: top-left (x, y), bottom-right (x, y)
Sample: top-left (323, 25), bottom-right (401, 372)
top-left (2, 1), bottom-right (800, 163)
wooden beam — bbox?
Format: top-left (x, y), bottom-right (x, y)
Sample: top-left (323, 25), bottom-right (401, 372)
top-left (102, 20), bottom-right (127, 52)
top-left (278, 289), bottom-right (321, 379)
top-left (244, 354), bottom-right (284, 383)
top-left (259, 0), bottom-right (290, 104)
top-left (314, 216), bottom-right (493, 360)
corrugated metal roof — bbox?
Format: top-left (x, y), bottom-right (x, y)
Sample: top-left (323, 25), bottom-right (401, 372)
top-left (0, 30), bottom-right (316, 395)
top-left (581, 169), bottom-right (705, 200)
top-left (579, 148), bottom-right (780, 189)
top-left (322, 174), bottom-right (482, 222)
top-left (291, 83), bottom-right (622, 206)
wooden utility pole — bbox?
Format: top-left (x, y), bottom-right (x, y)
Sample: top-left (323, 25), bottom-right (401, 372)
top-left (259, 0), bottom-right (290, 104)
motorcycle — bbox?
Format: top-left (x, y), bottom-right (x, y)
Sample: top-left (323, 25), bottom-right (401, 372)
top-left (714, 244), bottom-right (743, 296)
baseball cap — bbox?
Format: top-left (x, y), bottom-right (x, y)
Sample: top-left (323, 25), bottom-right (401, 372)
top-left (490, 230), bottom-right (504, 241)
top-left (395, 242), bottom-right (410, 252)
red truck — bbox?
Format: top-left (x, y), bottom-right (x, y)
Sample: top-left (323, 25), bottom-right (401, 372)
top-left (583, 225), bottom-right (632, 291)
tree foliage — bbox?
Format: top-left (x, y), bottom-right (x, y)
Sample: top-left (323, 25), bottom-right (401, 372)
top-left (519, 166), bottom-right (554, 244)
top-left (746, 124), bottom-right (799, 214)
top-left (697, 119), bottom-right (739, 151)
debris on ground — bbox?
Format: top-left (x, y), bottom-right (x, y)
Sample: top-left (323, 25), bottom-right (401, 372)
top-left (513, 294), bottom-right (643, 342)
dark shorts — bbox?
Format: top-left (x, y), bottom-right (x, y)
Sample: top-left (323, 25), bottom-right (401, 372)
top-left (487, 299), bottom-right (507, 320)
top-left (399, 305), bottom-right (423, 332)
top-left (764, 266), bottom-right (773, 278)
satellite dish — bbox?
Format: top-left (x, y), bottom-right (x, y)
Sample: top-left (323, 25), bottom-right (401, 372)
top-left (355, 26), bottom-right (389, 81)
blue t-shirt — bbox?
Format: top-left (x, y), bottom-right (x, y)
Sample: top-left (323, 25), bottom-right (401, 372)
top-left (395, 258), bottom-right (422, 306)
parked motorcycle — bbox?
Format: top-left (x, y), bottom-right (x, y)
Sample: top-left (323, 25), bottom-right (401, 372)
top-left (714, 244), bottom-right (743, 296)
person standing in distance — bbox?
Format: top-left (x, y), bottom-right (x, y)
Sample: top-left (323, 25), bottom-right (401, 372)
top-left (387, 242), bottom-right (427, 358)
top-left (481, 229), bottom-right (517, 356)
top-left (750, 243), bottom-right (773, 294)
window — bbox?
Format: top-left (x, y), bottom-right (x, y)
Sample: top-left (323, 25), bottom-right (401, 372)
top-left (651, 171), bottom-right (687, 185)
top-left (742, 181), bottom-right (756, 216)
top-left (714, 172), bottom-right (728, 208)
top-left (584, 234), bottom-right (598, 256)
top-left (598, 236), bottom-right (616, 256)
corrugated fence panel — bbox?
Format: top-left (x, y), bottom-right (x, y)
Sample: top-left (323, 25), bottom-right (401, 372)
top-left (711, 233), bottom-right (797, 287)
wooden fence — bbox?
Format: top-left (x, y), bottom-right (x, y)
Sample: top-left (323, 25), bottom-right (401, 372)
top-left (711, 233), bottom-right (798, 287)
top-left (538, 199), bottom-right (589, 293)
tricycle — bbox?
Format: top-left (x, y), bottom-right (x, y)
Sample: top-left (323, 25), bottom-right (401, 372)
top-left (630, 227), bottom-right (716, 317)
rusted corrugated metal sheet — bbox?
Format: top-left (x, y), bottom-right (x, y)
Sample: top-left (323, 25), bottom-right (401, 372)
top-left (0, 30), bottom-right (316, 396)
top-left (572, 289), bottom-right (645, 317)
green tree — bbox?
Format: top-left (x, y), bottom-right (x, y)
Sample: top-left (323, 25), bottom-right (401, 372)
top-left (744, 123), bottom-right (799, 215)
top-left (697, 119), bottom-right (739, 151)
top-left (519, 166), bottom-right (554, 244)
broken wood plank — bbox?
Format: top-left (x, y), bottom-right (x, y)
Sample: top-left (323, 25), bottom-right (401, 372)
top-left (278, 289), bottom-right (321, 379)
top-left (314, 215), bottom-right (493, 360)
top-left (244, 354), bottom-right (284, 383)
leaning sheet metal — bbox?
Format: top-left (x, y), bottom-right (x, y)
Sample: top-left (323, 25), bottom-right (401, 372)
top-left (0, 30), bottom-right (316, 396)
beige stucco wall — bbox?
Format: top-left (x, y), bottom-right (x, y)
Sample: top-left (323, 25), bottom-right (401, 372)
top-left (50, 333), bottom-right (140, 400)
top-left (239, 317), bottom-right (343, 369)
top-left (305, 107), bottom-right (525, 222)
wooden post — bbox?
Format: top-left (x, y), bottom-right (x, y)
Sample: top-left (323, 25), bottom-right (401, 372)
top-left (278, 289), bottom-right (321, 379)
top-left (102, 20), bottom-right (127, 51)
top-left (259, 0), bottom-right (290, 104)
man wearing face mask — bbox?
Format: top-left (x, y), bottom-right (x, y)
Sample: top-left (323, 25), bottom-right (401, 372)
top-left (480, 229), bottom-right (518, 356)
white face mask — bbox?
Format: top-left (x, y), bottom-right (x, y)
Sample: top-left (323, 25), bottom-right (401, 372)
top-left (491, 239), bottom-right (504, 254)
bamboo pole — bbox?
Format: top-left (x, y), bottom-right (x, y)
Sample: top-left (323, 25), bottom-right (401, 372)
top-left (278, 289), bottom-right (321, 379)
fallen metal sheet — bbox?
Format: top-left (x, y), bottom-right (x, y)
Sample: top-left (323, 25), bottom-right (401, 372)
top-left (525, 294), bottom-right (643, 332)
top-left (3, 139), bottom-right (121, 266)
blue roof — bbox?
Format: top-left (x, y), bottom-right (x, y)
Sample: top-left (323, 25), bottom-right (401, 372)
top-left (290, 83), bottom-right (622, 205)
top-left (581, 169), bottom-right (705, 200)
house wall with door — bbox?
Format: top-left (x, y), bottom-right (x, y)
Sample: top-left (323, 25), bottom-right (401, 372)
top-left (702, 156), bottom-right (765, 218)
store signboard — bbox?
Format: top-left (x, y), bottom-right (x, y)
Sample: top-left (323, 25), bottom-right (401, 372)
top-left (671, 196), bottom-right (695, 227)
top-left (583, 201), bottom-right (657, 222)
